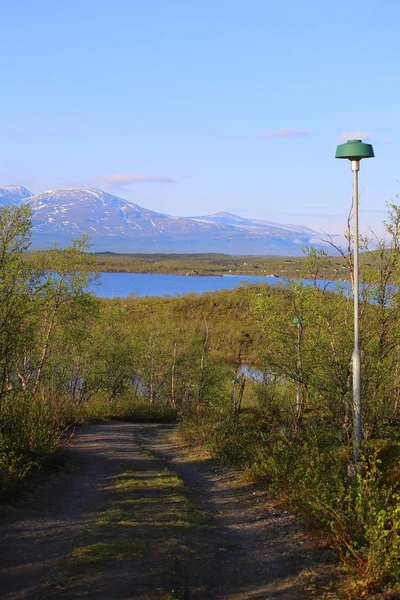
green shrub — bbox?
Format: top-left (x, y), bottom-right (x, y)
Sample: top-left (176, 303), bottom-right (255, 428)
top-left (316, 457), bottom-right (400, 589)
top-left (259, 437), bottom-right (400, 590)
top-left (0, 393), bottom-right (62, 498)
top-left (77, 395), bottom-right (178, 423)
top-left (178, 406), bottom-right (400, 592)
top-left (0, 394), bottom-right (60, 459)
top-left (255, 428), bottom-right (400, 590)
top-left (0, 435), bottom-right (33, 497)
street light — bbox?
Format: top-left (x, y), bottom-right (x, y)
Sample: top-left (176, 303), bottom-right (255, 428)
top-left (335, 139), bottom-right (374, 464)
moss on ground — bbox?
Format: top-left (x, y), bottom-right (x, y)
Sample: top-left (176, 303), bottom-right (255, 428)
top-left (45, 451), bottom-right (204, 597)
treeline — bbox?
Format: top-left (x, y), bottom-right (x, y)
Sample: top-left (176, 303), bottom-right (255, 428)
top-left (177, 204), bottom-right (400, 596)
top-left (2, 203), bottom-right (400, 595)
top-left (0, 205), bottom-right (97, 495)
top-left (84, 250), bottom-right (352, 280)
top-left (0, 204), bottom-right (262, 494)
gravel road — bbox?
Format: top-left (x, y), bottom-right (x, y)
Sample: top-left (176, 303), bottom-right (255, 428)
top-left (0, 422), bottom-right (341, 599)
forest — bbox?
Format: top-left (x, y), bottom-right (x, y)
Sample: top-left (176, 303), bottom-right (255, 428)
top-left (1, 203), bottom-right (400, 596)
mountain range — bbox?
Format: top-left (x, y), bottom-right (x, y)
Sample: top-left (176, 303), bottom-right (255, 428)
top-left (0, 184), bottom-right (322, 254)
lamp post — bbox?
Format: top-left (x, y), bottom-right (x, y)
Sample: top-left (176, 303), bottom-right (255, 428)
top-left (335, 139), bottom-right (374, 464)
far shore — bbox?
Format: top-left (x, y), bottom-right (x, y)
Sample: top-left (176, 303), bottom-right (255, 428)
top-left (87, 251), bottom-right (353, 281)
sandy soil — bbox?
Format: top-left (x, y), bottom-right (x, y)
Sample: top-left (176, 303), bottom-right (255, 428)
top-left (0, 422), bottom-right (342, 599)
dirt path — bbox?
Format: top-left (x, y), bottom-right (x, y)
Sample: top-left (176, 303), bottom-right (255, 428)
top-left (0, 422), bottom-right (341, 599)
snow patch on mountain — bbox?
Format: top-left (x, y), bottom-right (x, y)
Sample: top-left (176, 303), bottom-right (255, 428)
top-left (1, 184), bottom-right (325, 254)
top-left (0, 185), bottom-right (33, 206)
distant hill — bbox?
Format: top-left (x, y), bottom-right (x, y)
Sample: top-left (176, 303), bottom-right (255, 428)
top-left (0, 185), bottom-right (33, 206)
top-left (0, 184), bottom-right (322, 255)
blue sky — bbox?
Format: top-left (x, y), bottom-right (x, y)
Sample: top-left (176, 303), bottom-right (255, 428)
top-left (1, 0), bottom-right (399, 236)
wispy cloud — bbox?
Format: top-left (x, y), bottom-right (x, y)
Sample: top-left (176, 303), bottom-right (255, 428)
top-left (261, 128), bottom-right (313, 139)
top-left (338, 131), bottom-right (373, 142)
top-left (95, 173), bottom-right (176, 189)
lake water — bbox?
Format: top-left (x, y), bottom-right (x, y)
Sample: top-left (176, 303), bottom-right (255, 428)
top-left (90, 272), bottom-right (345, 298)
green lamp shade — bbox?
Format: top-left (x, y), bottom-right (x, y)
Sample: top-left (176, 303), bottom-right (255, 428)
top-left (335, 139), bottom-right (375, 160)
top-left (292, 316), bottom-right (303, 325)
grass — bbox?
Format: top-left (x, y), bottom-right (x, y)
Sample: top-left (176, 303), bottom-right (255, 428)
top-left (27, 248), bottom-right (384, 281)
top-left (77, 396), bottom-right (178, 424)
top-left (46, 448), bottom-right (204, 597)
top-left (87, 251), bottom-right (350, 280)
top-left (70, 464), bottom-right (199, 564)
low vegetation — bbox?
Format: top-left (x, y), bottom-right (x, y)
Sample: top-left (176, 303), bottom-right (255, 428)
top-left (47, 448), bottom-right (202, 598)
top-left (85, 250), bottom-right (354, 280)
top-left (2, 202), bottom-right (400, 596)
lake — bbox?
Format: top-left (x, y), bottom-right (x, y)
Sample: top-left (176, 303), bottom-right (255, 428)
top-left (89, 272), bottom-right (345, 298)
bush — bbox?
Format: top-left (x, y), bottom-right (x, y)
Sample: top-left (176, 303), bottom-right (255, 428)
top-left (254, 429), bottom-right (400, 590)
top-left (0, 436), bottom-right (33, 498)
top-left (318, 457), bottom-right (400, 590)
top-left (0, 394), bottom-right (62, 498)
top-left (178, 406), bottom-right (400, 593)
top-left (77, 395), bottom-right (178, 423)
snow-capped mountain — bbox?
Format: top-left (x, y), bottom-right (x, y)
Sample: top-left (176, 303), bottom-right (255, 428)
top-left (191, 212), bottom-right (316, 236)
top-left (1, 185), bottom-right (321, 254)
top-left (0, 185), bottom-right (33, 206)
top-left (25, 187), bottom-right (173, 238)
top-left (24, 187), bottom-right (223, 248)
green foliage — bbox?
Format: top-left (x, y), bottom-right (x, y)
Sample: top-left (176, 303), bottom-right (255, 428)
top-left (0, 205), bottom-right (41, 398)
top-left (0, 394), bottom-right (62, 498)
top-left (278, 443), bottom-right (400, 589)
top-left (0, 207), bottom-right (98, 496)
top-left (3, 200), bottom-right (400, 593)
top-left (84, 250), bottom-right (352, 281)
top-left (77, 395), bottom-right (178, 423)
top-left (333, 459), bottom-right (400, 587)
top-left (177, 201), bottom-right (400, 593)
top-left (301, 245), bottom-right (329, 284)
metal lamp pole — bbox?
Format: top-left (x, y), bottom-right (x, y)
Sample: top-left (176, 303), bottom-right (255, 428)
top-left (335, 139), bottom-right (374, 464)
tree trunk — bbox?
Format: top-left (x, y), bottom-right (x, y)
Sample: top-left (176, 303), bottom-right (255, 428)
top-left (171, 342), bottom-right (177, 409)
top-left (198, 319), bottom-right (209, 407)
top-left (31, 305), bottom-right (58, 396)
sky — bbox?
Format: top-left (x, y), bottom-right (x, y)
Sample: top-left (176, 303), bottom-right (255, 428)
top-left (1, 0), bottom-right (399, 237)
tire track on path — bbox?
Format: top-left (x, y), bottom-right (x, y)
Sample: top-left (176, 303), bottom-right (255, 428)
top-left (0, 422), bottom-right (341, 599)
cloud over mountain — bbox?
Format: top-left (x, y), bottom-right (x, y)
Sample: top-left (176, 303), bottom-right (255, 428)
top-left (95, 173), bottom-right (176, 190)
